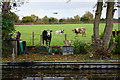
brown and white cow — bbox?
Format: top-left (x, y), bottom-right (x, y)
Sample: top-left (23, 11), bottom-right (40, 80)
top-left (72, 27), bottom-right (86, 37)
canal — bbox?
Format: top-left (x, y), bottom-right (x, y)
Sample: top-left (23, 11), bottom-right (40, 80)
top-left (2, 68), bottom-right (120, 80)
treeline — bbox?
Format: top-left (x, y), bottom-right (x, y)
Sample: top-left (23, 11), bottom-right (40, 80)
top-left (14, 11), bottom-right (120, 24)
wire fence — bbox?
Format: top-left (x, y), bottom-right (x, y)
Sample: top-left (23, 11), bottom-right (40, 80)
top-left (18, 32), bottom-right (92, 47)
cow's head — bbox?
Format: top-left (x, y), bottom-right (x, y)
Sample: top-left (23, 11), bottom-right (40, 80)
top-left (61, 29), bottom-right (64, 33)
top-left (47, 30), bottom-right (52, 37)
top-left (72, 29), bottom-right (75, 33)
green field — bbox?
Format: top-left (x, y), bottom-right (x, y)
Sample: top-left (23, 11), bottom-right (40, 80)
top-left (15, 23), bottom-right (119, 46)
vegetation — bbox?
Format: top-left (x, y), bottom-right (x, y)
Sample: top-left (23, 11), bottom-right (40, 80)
top-left (113, 34), bottom-right (120, 54)
top-left (21, 14), bottom-right (38, 23)
top-left (73, 40), bottom-right (91, 54)
top-left (18, 14), bottom-right (120, 24)
top-left (2, 15), bottom-right (15, 40)
top-left (1, 1), bottom-right (27, 57)
top-left (80, 11), bottom-right (93, 22)
top-left (2, 11), bottom-right (16, 57)
top-left (15, 11), bottom-right (120, 24)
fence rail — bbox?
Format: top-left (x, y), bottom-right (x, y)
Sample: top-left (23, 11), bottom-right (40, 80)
top-left (2, 60), bottom-right (120, 69)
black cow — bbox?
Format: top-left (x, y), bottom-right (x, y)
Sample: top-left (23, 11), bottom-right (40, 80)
top-left (112, 30), bottom-right (120, 37)
top-left (42, 30), bottom-right (52, 47)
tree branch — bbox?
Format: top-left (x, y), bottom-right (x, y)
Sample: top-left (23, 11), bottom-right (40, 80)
top-left (108, 42), bottom-right (117, 53)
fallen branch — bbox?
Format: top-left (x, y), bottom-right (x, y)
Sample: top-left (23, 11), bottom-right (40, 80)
top-left (108, 42), bottom-right (117, 53)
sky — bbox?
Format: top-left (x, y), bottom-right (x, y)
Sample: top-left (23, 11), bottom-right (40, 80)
top-left (12, 0), bottom-right (119, 20)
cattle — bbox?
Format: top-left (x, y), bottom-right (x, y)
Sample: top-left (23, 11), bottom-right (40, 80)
top-left (72, 27), bottom-right (86, 37)
top-left (55, 29), bottom-right (64, 34)
top-left (112, 30), bottom-right (120, 37)
top-left (42, 30), bottom-right (52, 47)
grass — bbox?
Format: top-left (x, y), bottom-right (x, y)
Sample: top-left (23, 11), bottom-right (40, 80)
top-left (15, 23), bottom-right (119, 46)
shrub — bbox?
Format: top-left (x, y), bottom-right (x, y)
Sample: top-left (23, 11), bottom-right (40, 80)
top-left (113, 34), bottom-right (120, 54)
top-left (73, 40), bottom-right (91, 54)
top-left (100, 32), bottom-right (120, 54)
top-left (2, 41), bottom-right (12, 57)
top-left (2, 12), bottom-right (15, 57)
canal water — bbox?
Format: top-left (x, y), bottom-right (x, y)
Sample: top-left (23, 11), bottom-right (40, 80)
top-left (2, 68), bottom-right (120, 80)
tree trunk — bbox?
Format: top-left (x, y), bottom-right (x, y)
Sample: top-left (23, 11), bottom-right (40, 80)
top-left (93, 0), bottom-right (103, 51)
top-left (108, 42), bottom-right (117, 53)
top-left (102, 1), bottom-right (115, 48)
top-left (2, 1), bottom-right (10, 40)
top-left (2, 1), bottom-right (10, 18)
top-left (93, 0), bottom-right (103, 40)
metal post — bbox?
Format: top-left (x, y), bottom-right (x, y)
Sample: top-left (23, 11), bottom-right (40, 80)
top-left (13, 48), bottom-right (14, 62)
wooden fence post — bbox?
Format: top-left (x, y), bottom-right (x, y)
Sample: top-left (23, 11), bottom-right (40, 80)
top-left (40, 35), bottom-right (43, 46)
top-left (64, 34), bottom-right (71, 46)
top-left (65, 34), bottom-right (67, 40)
top-left (33, 32), bottom-right (34, 46)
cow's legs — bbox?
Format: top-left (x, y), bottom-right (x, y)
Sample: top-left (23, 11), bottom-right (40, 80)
top-left (83, 32), bottom-right (86, 37)
top-left (43, 40), bottom-right (44, 45)
top-left (75, 34), bottom-right (78, 37)
top-left (46, 40), bottom-right (48, 46)
top-left (48, 41), bottom-right (50, 47)
top-left (84, 33), bottom-right (86, 37)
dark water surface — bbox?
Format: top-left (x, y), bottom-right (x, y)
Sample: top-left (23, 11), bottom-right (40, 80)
top-left (2, 68), bottom-right (120, 80)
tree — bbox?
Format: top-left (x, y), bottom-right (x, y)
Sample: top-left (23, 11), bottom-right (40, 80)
top-left (53, 18), bottom-right (58, 23)
top-left (66, 17), bottom-right (75, 23)
top-left (93, 0), bottom-right (117, 56)
top-left (74, 15), bottom-right (80, 23)
top-left (49, 17), bottom-right (58, 23)
top-left (1, 0), bottom-right (28, 57)
top-left (93, 0), bottom-right (103, 50)
top-left (2, 2), bottom-right (10, 18)
top-left (31, 14), bottom-right (38, 23)
top-left (10, 12), bottom-right (19, 22)
top-left (59, 18), bottom-right (66, 23)
top-left (81, 11), bottom-right (93, 22)
top-left (102, 1), bottom-right (115, 47)
top-left (42, 16), bottom-right (49, 23)
top-left (1, 0), bottom-right (27, 39)
top-left (21, 16), bottom-right (34, 23)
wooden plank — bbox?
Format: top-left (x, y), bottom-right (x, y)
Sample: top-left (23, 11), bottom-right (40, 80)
top-left (2, 60), bottom-right (120, 69)
top-left (40, 35), bottom-right (43, 46)
top-left (64, 40), bottom-right (71, 46)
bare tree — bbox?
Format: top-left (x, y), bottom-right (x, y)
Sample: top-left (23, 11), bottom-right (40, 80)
top-left (102, 1), bottom-right (115, 47)
top-left (93, 0), bottom-right (117, 56)
top-left (93, 0), bottom-right (103, 51)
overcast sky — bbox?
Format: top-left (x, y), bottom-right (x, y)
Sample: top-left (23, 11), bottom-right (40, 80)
top-left (12, 0), bottom-right (119, 20)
